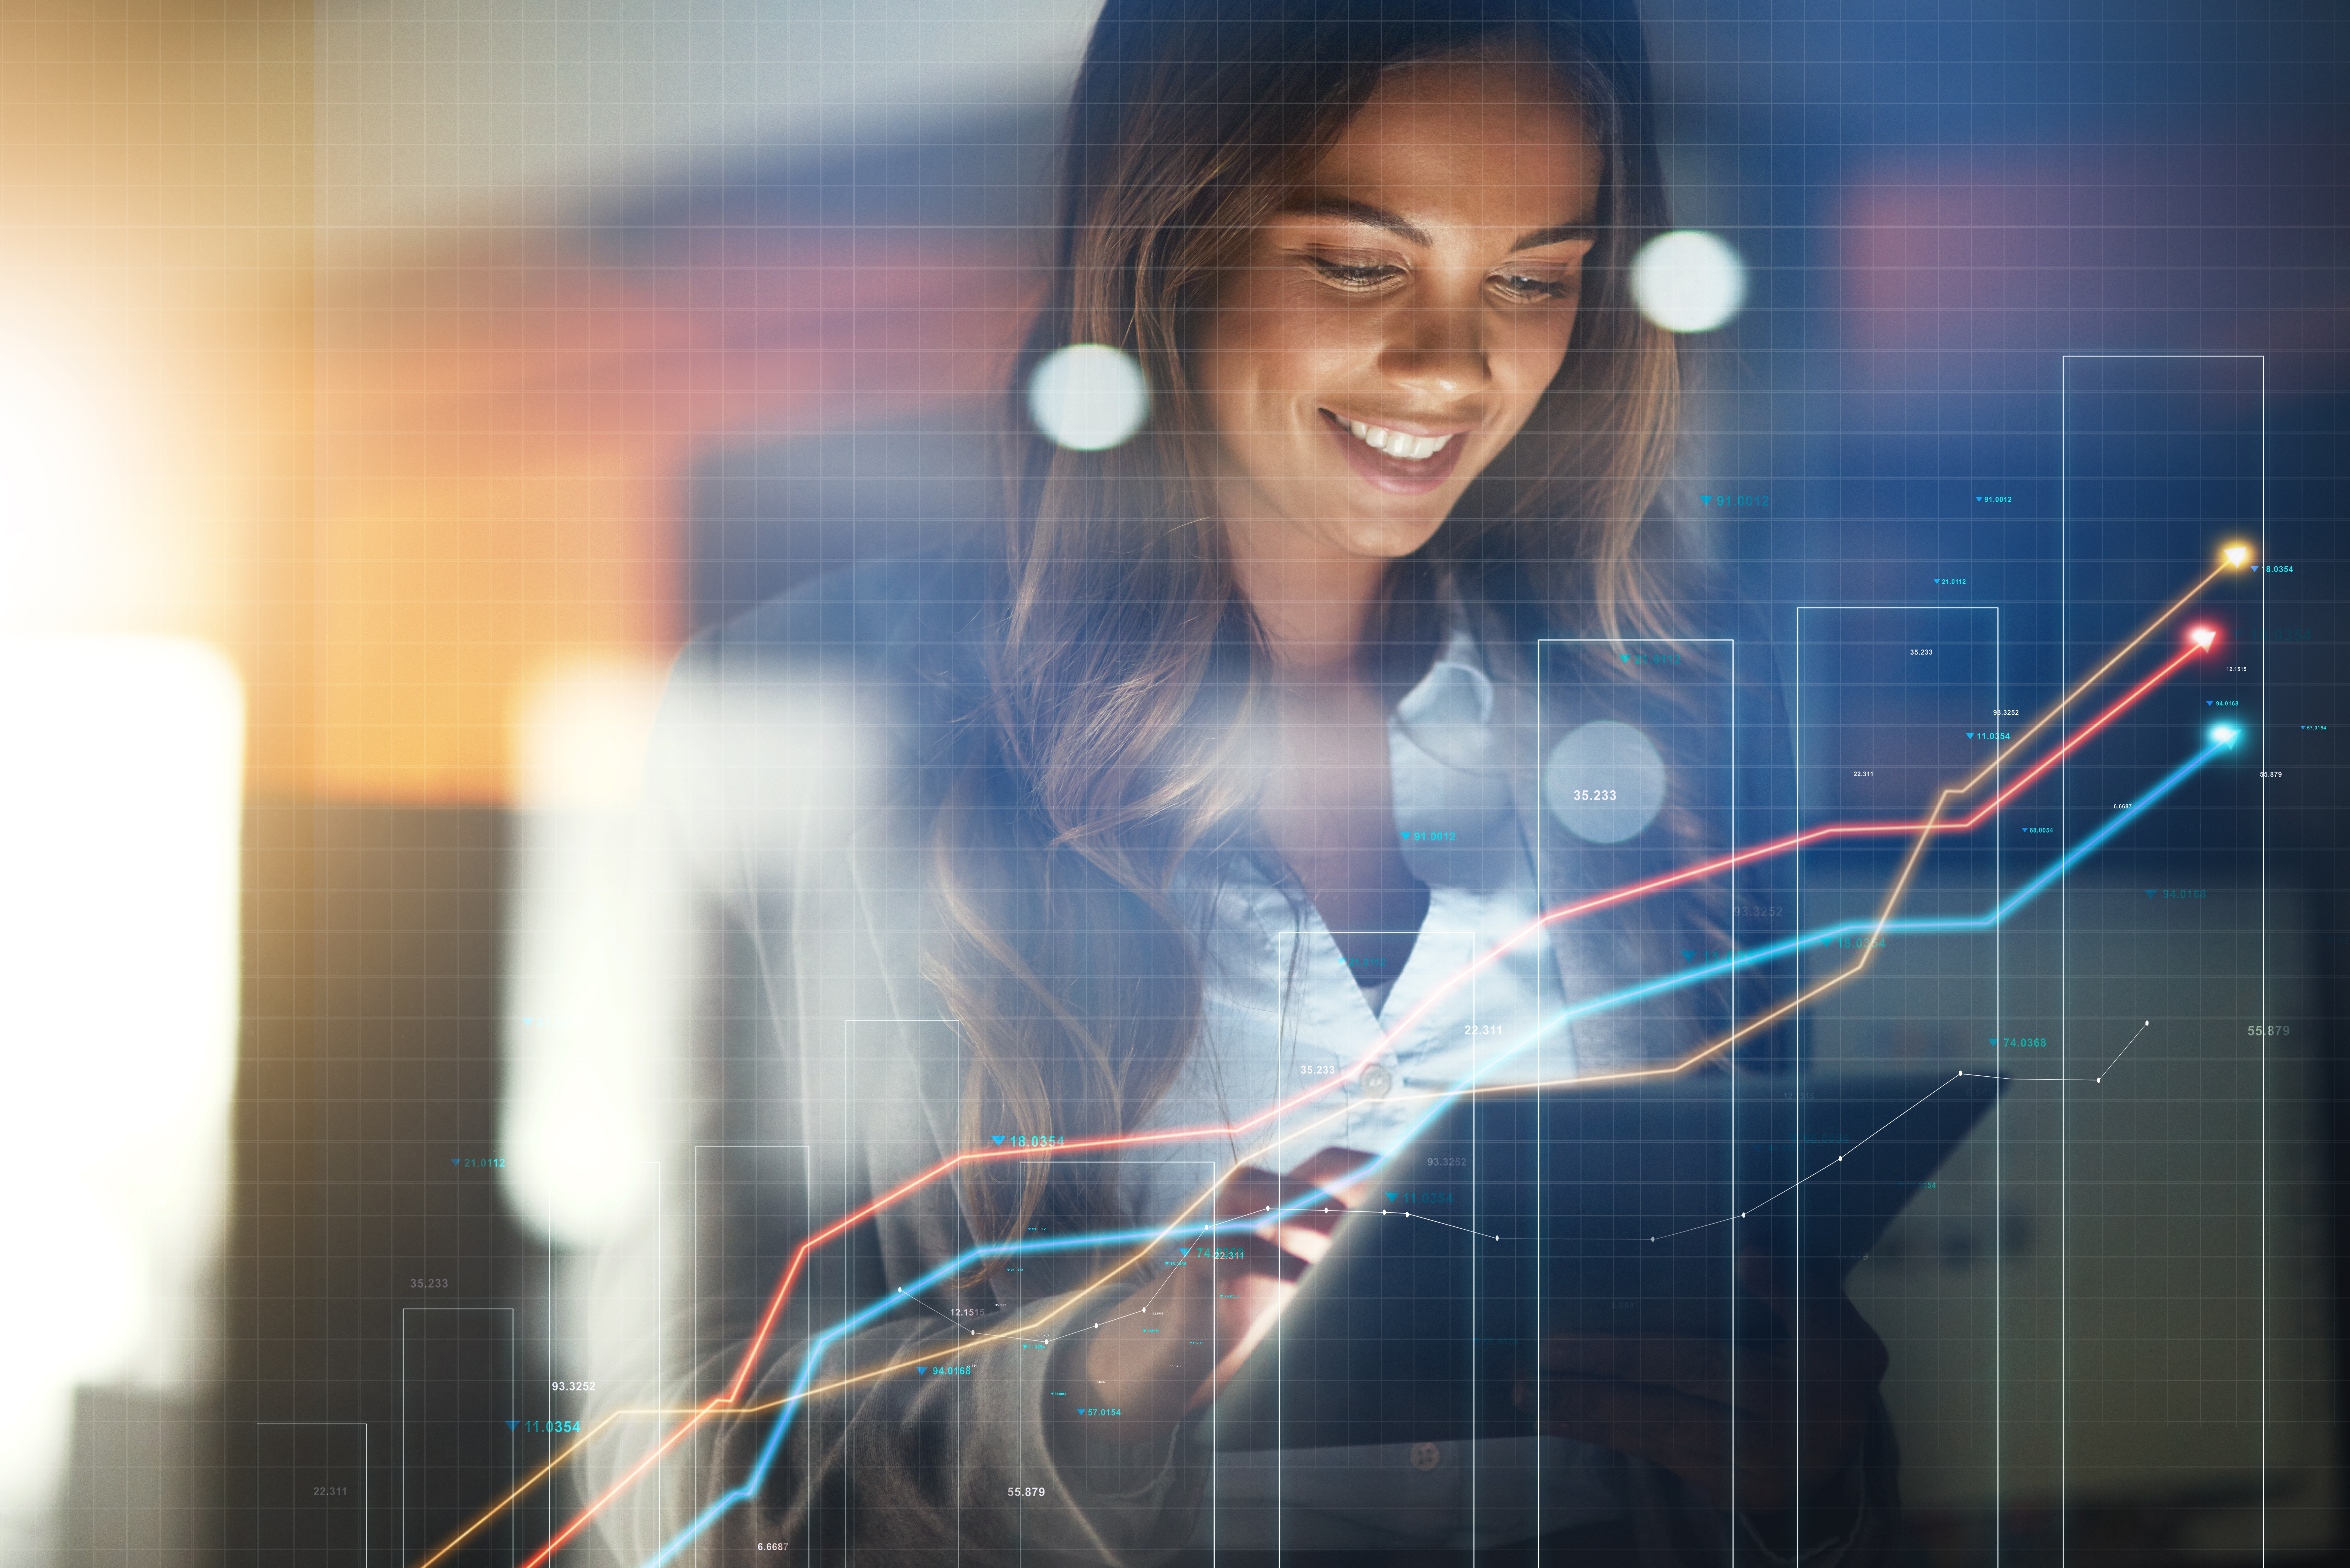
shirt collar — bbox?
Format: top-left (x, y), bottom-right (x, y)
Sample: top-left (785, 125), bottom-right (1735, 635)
top-left (1389, 617), bottom-right (1522, 887)
top-left (1391, 618), bottom-right (1498, 773)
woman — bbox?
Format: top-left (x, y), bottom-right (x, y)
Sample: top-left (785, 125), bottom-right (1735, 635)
top-left (590, 2), bottom-right (1894, 1563)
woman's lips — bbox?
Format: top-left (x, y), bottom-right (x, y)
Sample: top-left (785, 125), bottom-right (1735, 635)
top-left (1320, 408), bottom-right (1469, 496)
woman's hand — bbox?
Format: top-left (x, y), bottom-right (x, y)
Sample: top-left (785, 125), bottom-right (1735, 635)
top-left (1070, 1147), bottom-right (1375, 1443)
top-left (1515, 1248), bottom-right (1887, 1539)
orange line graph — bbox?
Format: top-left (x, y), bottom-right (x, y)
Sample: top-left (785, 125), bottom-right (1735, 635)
top-left (415, 550), bottom-right (2241, 1568)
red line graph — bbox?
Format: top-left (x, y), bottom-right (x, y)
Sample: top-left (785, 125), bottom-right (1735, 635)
top-left (723, 633), bottom-right (2216, 1401)
top-left (447, 605), bottom-right (2227, 1568)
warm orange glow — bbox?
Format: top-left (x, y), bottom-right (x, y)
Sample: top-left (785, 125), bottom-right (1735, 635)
top-left (309, 232), bottom-right (1034, 803)
top-left (309, 456), bottom-right (676, 804)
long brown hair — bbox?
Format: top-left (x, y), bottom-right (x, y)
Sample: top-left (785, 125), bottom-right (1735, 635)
top-left (927, 0), bottom-right (1688, 1274)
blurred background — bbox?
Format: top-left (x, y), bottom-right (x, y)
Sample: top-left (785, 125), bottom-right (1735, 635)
top-left (0, 1), bottom-right (2344, 1563)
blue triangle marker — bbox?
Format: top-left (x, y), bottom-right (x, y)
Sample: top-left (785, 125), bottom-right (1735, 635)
top-left (506, 1420), bottom-right (519, 1430)
top-left (450, 1157), bottom-right (461, 1166)
top-left (2145, 889), bottom-right (2157, 899)
top-left (1178, 1247), bottom-right (1190, 1257)
top-left (991, 1135), bottom-right (1005, 1146)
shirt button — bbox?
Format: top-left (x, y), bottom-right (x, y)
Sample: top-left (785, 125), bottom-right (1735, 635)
top-left (1361, 1065), bottom-right (1393, 1099)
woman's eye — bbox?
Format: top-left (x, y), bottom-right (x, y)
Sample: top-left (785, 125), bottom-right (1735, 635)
top-left (1308, 257), bottom-right (1403, 290)
top-left (1493, 272), bottom-right (1579, 303)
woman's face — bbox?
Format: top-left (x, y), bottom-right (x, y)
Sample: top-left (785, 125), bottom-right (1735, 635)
top-left (1196, 57), bottom-right (1603, 566)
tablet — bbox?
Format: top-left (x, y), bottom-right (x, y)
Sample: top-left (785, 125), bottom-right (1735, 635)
top-left (1201, 1067), bottom-right (2004, 1452)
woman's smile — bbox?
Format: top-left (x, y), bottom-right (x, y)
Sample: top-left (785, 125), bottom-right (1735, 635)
top-left (1319, 407), bottom-right (1471, 494)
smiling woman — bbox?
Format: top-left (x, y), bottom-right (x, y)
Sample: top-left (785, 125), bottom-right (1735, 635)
top-left (961, 1), bottom-right (1686, 1321)
top-left (589, 4), bottom-right (1881, 1566)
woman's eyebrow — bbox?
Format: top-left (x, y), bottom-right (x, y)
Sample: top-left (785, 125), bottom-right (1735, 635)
top-left (1283, 194), bottom-right (1433, 247)
top-left (1508, 222), bottom-right (1599, 254)
top-left (1280, 195), bottom-right (1597, 255)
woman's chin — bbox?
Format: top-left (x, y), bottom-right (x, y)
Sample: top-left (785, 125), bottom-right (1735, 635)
top-left (1329, 514), bottom-right (1452, 561)
top-left (1220, 478), bottom-right (1456, 564)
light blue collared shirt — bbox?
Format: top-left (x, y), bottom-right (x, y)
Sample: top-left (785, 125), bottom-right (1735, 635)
top-left (1114, 624), bottom-right (1625, 1552)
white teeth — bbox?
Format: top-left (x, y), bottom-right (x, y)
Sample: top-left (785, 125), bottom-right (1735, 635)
top-left (1341, 417), bottom-right (1453, 462)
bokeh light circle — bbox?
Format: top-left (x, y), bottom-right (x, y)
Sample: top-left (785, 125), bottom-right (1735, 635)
top-left (1629, 230), bottom-right (1747, 334)
top-left (1544, 720), bottom-right (1668, 843)
top-left (1027, 343), bottom-right (1150, 452)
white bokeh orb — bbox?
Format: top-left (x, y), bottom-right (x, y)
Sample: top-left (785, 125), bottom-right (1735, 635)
top-left (1544, 720), bottom-right (1669, 843)
top-left (1027, 342), bottom-right (1150, 452)
top-left (1629, 230), bottom-right (1747, 334)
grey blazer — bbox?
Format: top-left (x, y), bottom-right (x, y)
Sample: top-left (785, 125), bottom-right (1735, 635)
top-left (578, 554), bottom-right (1894, 1567)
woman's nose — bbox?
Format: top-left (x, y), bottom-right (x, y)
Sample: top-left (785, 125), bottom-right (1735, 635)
top-left (1378, 293), bottom-right (1491, 401)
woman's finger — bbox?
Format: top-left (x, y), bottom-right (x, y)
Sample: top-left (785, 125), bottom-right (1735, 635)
top-left (1211, 1165), bottom-right (1327, 1256)
top-left (1213, 1164), bottom-right (1283, 1220)
top-left (1258, 1217), bottom-right (1337, 1267)
top-left (1285, 1145), bottom-right (1383, 1211)
top-left (1214, 1149), bottom-right (1378, 1263)
top-left (1213, 1159), bottom-right (1353, 1230)
top-left (1193, 1225), bottom-right (1310, 1283)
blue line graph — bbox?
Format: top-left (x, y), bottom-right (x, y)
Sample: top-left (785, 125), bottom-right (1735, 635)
top-left (637, 731), bottom-right (2234, 1566)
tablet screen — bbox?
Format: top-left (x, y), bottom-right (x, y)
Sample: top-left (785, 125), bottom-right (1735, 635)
top-left (1206, 1067), bottom-right (2005, 1451)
